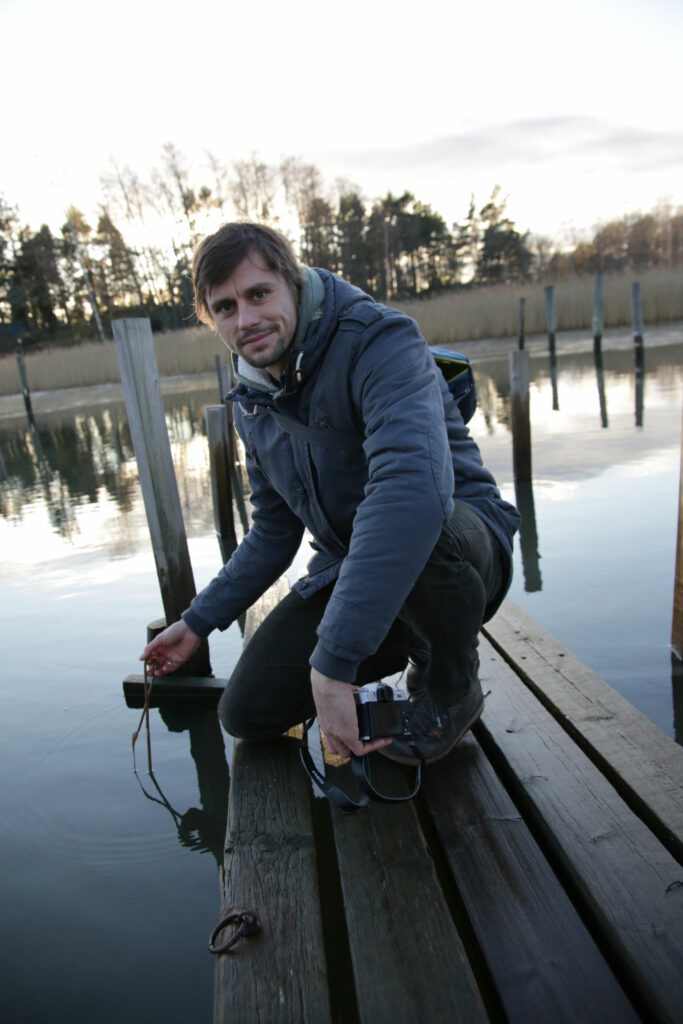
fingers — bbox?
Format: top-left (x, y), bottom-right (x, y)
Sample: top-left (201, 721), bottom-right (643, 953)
top-left (325, 734), bottom-right (392, 759)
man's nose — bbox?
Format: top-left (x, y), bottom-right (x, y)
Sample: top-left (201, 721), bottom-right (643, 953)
top-left (237, 302), bottom-right (259, 331)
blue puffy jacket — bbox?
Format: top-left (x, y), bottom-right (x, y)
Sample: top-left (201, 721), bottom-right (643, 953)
top-left (183, 269), bottom-right (520, 681)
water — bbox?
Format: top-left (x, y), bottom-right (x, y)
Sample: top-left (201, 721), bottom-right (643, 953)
top-left (1, 328), bottom-right (682, 1021)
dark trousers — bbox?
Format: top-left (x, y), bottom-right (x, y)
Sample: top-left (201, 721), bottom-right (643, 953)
top-left (218, 501), bottom-right (505, 739)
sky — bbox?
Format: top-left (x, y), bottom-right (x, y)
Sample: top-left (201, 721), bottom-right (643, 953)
top-left (2, 0), bottom-right (682, 246)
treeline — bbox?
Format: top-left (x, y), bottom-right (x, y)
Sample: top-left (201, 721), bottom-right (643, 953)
top-left (1, 144), bottom-right (682, 345)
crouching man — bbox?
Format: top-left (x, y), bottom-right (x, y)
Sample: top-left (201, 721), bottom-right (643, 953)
top-left (142, 222), bottom-right (520, 766)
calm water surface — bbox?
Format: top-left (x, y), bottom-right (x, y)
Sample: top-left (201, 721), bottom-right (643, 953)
top-left (1, 330), bottom-right (682, 1022)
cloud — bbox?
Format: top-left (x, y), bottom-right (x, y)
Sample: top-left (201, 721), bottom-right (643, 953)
top-left (325, 117), bottom-right (683, 178)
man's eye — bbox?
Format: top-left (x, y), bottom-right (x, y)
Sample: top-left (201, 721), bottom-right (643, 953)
top-left (253, 290), bottom-right (268, 300)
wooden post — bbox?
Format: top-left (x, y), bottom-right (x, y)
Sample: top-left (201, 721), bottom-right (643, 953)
top-left (631, 281), bottom-right (644, 350)
top-left (592, 271), bottom-right (604, 356)
top-left (509, 349), bottom-right (532, 483)
top-left (631, 281), bottom-right (645, 426)
top-left (544, 285), bottom-right (559, 410)
top-left (544, 285), bottom-right (556, 356)
top-left (206, 405), bottom-right (238, 563)
top-left (518, 297), bottom-right (526, 350)
top-left (16, 339), bottom-right (34, 424)
top-left (672, 403), bottom-right (683, 660)
top-left (113, 317), bottom-right (211, 676)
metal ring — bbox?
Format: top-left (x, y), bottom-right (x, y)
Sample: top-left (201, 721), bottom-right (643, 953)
top-left (208, 910), bottom-right (259, 954)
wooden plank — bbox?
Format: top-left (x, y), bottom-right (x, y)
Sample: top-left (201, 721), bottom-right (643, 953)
top-left (330, 757), bottom-right (489, 1023)
top-left (484, 600), bottom-right (683, 860)
top-left (214, 736), bottom-right (331, 1024)
top-left (422, 733), bottom-right (638, 1023)
top-left (476, 637), bottom-right (683, 1024)
top-left (123, 673), bottom-right (226, 706)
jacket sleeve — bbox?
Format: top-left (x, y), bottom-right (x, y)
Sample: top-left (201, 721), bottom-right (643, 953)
top-left (182, 450), bottom-right (304, 636)
top-left (310, 312), bottom-right (455, 681)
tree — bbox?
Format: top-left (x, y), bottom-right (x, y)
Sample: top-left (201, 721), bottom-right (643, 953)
top-left (232, 154), bottom-right (278, 222)
top-left (476, 187), bottom-right (532, 285)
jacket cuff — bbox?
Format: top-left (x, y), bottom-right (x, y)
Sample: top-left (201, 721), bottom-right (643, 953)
top-left (309, 641), bottom-right (359, 683)
top-left (181, 608), bottom-right (214, 639)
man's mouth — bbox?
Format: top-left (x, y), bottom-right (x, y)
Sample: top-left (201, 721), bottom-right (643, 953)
top-left (240, 326), bottom-right (275, 348)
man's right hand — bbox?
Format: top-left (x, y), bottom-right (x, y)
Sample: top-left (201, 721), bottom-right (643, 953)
top-left (140, 619), bottom-right (201, 675)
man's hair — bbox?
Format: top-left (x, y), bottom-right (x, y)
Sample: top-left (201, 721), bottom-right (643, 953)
top-left (192, 222), bottom-right (304, 325)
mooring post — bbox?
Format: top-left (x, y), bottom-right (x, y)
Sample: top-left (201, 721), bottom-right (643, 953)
top-left (113, 317), bottom-right (211, 676)
top-left (544, 285), bottom-right (559, 410)
top-left (206, 404), bottom-right (238, 564)
top-left (593, 272), bottom-right (604, 357)
top-left (509, 349), bottom-right (532, 483)
top-left (631, 281), bottom-right (645, 426)
top-left (672, 402), bottom-right (683, 660)
top-left (16, 339), bottom-right (35, 424)
top-left (518, 297), bottom-right (526, 350)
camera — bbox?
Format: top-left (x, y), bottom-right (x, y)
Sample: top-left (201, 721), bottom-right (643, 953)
top-left (354, 682), bottom-right (411, 741)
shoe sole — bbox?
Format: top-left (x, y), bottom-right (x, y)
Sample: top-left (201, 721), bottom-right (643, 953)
top-left (378, 696), bottom-right (485, 767)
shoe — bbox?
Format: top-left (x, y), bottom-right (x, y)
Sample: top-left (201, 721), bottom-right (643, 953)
top-left (379, 679), bottom-right (485, 766)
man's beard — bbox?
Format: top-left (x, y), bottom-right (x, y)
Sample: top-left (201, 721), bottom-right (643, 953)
top-left (239, 329), bottom-right (291, 371)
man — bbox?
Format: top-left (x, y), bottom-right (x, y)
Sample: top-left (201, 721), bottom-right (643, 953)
top-left (142, 222), bottom-right (520, 766)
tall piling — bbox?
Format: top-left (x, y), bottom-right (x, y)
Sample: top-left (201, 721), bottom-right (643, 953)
top-left (509, 349), bottom-right (532, 484)
top-left (113, 317), bottom-right (211, 676)
top-left (672, 403), bottom-right (683, 660)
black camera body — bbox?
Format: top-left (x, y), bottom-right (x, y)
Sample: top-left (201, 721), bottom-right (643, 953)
top-left (354, 682), bottom-right (411, 741)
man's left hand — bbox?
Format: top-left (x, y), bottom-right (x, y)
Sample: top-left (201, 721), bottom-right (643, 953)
top-left (310, 668), bottom-right (392, 758)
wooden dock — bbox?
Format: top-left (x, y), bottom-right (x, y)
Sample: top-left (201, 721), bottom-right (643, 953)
top-left (212, 599), bottom-right (683, 1024)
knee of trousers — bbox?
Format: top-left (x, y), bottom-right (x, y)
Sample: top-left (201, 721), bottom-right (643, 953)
top-left (217, 683), bottom-right (264, 740)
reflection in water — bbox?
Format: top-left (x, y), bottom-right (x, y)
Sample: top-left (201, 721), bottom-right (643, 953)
top-left (635, 341), bottom-right (645, 427)
top-left (514, 480), bottom-right (542, 592)
top-left (0, 387), bottom-right (218, 539)
top-left (549, 348), bottom-right (559, 411)
top-left (593, 340), bottom-right (608, 428)
top-left (135, 705), bottom-right (229, 867)
top-left (672, 654), bottom-right (683, 746)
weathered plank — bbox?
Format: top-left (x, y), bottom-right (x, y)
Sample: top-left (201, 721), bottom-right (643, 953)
top-left (215, 574), bottom-right (331, 1024)
top-left (330, 757), bottom-right (489, 1023)
top-left (422, 733), bottom-right (638, 1023)
top-left (477, 637), bottom-right (683, 1024)
top-left (214, 736), bottom-right (330, 1024)
top-left (484, 600), bottom-right (683, 861)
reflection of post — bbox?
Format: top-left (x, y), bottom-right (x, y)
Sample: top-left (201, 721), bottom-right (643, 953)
top-left (544, 285), bottom-right (559, 410)
top-left (509, 350), bottom-right (532, 483)
top-left (672, 403), bottom-right (683, 660)
top-left (514, 480), bottom-right (542, 592)
top-left (158, 704), bottom-right (230, 868)
top-left (631, 282), bottom-right (645, 427)
top-left (518, 297), bottom-right (525, 350)
top-left (113, 317), bottom-right (211, 677)
top-left (206, 405), bottom-right (238, 563)
top-left (671, 653), bottom-right (683, 746)
top-left (593, 344), bottom-right (608, 428)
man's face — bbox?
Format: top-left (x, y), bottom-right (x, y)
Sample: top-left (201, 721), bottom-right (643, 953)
top-left (207, 252), bottom-right (298, 379)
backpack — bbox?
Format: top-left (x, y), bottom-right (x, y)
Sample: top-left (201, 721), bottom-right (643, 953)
top-left (429, 347), bottom-right (477, 424)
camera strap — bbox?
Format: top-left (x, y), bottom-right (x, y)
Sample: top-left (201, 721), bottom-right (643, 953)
top-left (299, 717), bottom-right (421, 813)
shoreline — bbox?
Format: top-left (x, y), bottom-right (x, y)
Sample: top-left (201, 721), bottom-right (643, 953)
top-left (1, 322), bottom-right (681, 423)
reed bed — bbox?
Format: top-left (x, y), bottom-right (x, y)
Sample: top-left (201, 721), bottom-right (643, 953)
top-left (398, 267), bottom-right (683, 345)
top-left (1, 268), bottom-right (681, 397)
top-left (0, 325), bottom-right (224, 397)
